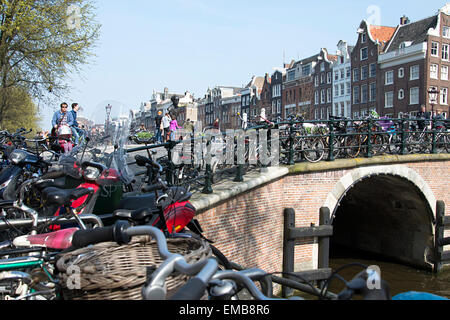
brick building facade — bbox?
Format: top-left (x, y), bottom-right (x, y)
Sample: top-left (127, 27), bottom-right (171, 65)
top-left (351, 20), bottom-right (395, 118)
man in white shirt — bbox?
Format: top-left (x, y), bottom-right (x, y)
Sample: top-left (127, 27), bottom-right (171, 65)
top-left (162, 112), bottom-right (171, 142)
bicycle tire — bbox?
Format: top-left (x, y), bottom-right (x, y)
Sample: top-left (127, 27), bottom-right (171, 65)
top-left (303, 137), bottom-right (325, 163)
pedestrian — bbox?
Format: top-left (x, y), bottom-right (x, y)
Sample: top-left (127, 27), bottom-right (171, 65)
top-left (162, 112), bottom-right (171, 142)
top-left (155, 110), bottom-right (163, 143)
top-left (416, 105), bottom-right (431, 131)
top-left (70, 103), bottom-right (84, 145)
top-left (213, 118), bottom-right (220, 130)
top-left (434, 110), bottom-right (445, 129)
top-left (51, 102), bottom-right (74, 137)
top-left (169, 115), bottom-right (180, 141)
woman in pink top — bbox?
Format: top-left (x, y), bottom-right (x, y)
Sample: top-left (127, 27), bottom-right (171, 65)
top-left (169, 116), bottom-right (180, 141)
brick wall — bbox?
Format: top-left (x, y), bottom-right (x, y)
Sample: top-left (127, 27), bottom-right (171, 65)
top-left (195, 160), bottom-right (450, 273)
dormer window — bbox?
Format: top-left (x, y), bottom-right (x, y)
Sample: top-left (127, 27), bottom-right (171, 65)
top-left (399, 41), bottom-right (412, 49)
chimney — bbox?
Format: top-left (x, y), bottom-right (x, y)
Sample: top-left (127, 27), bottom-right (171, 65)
top-left (400, 15), bottom-right (410, 25)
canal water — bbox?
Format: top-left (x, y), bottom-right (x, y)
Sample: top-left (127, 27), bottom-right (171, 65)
top-left (325, 244), bottom-right (450, 299)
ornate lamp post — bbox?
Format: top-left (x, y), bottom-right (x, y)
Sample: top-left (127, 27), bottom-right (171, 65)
top-left (428, 87), bottom-right (439, 154)
top-left (428, 87), bottom-right (439, 116)
top-left (105, 104), bottom-right (112, 131)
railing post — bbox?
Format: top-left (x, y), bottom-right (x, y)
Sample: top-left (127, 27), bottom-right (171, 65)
top-left (432, 118), bottom-right (437, 154)
top-left (400, 119), bottom-right (407, 156)
top-left (288, 120), bottom-right (295, 165)
top-left (434, 201), bottom-right (446, 273)
top-left (202, 163), bottom-right (213, 194)
top-left (366, 118), bottom-right (373, 158)
top-left (282, 208), bottom-right (296, 297)
top-left (328, 119), bottom-right (335, 162)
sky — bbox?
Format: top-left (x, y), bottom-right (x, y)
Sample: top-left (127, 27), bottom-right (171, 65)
top-left (38, 0), bottom-right (450, 129)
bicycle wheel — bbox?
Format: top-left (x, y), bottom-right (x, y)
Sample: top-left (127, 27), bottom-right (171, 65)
top-left (344, 135), bottom-right (361, 158)
top-left (303, 137), bottom-right (325, 163)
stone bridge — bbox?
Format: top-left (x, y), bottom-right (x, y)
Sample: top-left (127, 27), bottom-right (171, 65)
top-left (188, 154), bottom-right (450, 274)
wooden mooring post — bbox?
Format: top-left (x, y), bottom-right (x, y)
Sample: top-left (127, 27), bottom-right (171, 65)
top-left (282, 207), bottom-right (333, 297)
top-left (434, 201), bottom-right (449, 273)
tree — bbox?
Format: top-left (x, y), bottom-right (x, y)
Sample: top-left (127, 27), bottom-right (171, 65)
top-left (0, 0), bottom-right (100, 128)
top-left (1, 86), bottom-right (41, 133)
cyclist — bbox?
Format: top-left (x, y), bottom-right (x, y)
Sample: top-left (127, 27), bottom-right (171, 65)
top-left (434, 110), bottom-right (445, 130)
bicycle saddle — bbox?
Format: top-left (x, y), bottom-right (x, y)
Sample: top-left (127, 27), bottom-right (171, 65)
top-left (113, 208), bottom-right (157, 224)
top-left (42, 187), bottom-right (93, 207)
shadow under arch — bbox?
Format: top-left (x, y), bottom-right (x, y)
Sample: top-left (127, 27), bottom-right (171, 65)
top-left (323, 165), bottom-right (436, 270)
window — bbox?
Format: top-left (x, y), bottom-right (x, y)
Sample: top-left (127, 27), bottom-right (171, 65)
top-left (315, 76), bottom-right (319, 87)
top-left (369, 83), bottom-right (376, 102)
top-left (335, 71), bottom-right (339, 81)
top-left (315, 91), bottom-right (319, 105)
top-left (385, 92), bottom-right (394, 108)
top-left (353, 86), bottom-right (360, 104)
top-left (362, 33), bottom-right (367, 43)
top-left (360, 47), bottom-right (368, 60)
top-left (442, 44), bottom-right (449, 61)
top-left (385, 70), bottom-right (394, 85)
top-left (272, 84), bottom-right (281, 97)
top-left (277, 100), bottom-right (282, 114)
top-left (302, 65), bottom-right (311, 76)
top-left (346, 83), bottom-right (351, 95)
top-left (327, 72), bottom-right (332, 84)
top-left (361, 65), bottom-right (368, 80)
top-left (398, 68), bottom-right (404, 78)
top-left (430, 64), bottom-right (439, 79)
top-left (327, 88), bottom-right (332, 103)
top-left (369, 63), bottom-right (376, 78)
top-left (287, 70), bottom-right (296, 81)
top-left (431, 42), bottom-right (439, 57)
top-left (321, 89), bottom-right (325, 104)
top-left (353, 68), bottom-right (359, 82)
top-left (410, 65), bottom-right (420, 80)
top-left (320, 63), bottom-right (325, 72)
top-left (444, 26), bottom-right (450, 38)
top-left (442, 65), bottom-right (449, 80)
top-left (340, 84), bottom-right (345, 96)
top-left (441, 87), bottom-right (448, 105)
top-left (398, 89), bottom-right (404, 100)
top-left (346, 67), bottom-right (351, 78)
top-left (340, 69), bottom-right (345, 79)
top-left (361, 84), bottom-right (368, 103)
top-left (410, 87), bottom-right (419, 105)
top-left (334, 85), bottom-right (339, 97)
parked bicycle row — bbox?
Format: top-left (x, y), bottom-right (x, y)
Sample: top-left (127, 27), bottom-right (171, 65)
top-left (0, 119), bottom-right (448, 300)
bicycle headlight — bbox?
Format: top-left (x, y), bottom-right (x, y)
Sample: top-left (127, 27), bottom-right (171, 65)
top-left (9, 149), bottom-right (27, 165)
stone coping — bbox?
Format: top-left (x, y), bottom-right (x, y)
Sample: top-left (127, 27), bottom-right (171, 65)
top-left (190, 154), bottom-right (450, 212)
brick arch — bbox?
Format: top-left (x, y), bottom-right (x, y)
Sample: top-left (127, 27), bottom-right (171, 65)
top-left (323, 165), bottom-right (437, 221)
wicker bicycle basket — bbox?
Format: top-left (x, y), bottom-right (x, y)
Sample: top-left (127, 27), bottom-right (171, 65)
top-left (56, 235), bottom-right (212, 300)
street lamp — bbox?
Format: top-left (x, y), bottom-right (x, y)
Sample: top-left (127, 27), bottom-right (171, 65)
top-left (105, 104), bottom-right (112, 134)
top-left (428, 87), bottom-right (439, 116)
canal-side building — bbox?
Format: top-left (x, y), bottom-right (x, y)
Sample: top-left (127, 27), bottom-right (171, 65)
top-left (379, 6), bottom-right (450, 118)
top-left (351, 20), bottom-right (396, 118)
top-left (284, 54), bottom-right (320, 120)
top-left (271, 68), bottom-right (286, 120)
top-left (332, 40), bottom-right (354, 118)
top-left (313, 48), bottom-right (337, 119)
